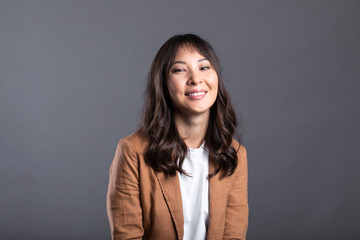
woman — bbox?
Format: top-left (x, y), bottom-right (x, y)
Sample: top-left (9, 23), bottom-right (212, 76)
top-left (107, 34), bottom-right (248, 240)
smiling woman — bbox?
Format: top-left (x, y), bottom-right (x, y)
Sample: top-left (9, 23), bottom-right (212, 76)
top-left (106, 34), bottom-right (248, 240)
top-left (167, 47), bottom-right (218, 120)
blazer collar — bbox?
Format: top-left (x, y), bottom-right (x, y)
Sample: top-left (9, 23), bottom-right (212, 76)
top-left (156, 171), bottom-right (184, 240)
top-left (206, 158), bottom-right (231, 240)
top-left (156, 158), bottom-right (231, 240)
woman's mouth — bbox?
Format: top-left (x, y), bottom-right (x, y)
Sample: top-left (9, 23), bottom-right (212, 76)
top-left (185, 91), bottom-right (206, 96)
top-left (185, 90), bottom-right (207, 99)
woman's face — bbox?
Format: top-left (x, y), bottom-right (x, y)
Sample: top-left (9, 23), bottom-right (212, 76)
top-left (167, 46), bottom-right (218, 118)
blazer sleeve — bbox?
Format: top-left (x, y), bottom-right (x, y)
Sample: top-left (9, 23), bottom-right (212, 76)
top-left (223, 145), bottom-right (249, 240)
top-left (106, 139), bottom-right (144, 240)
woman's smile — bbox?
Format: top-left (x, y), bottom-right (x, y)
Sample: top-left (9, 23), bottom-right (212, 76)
top-left (185, 89), bottom-right (208, 99)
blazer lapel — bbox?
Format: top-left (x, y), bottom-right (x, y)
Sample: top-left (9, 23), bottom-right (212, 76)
top-left (207, 158), bottom-right (231, 240)
top-left (156, 171), bottom-right (184, 240)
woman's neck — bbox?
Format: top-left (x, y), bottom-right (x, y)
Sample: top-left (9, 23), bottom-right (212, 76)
top-left (174, 111), bottom-right (209, 149)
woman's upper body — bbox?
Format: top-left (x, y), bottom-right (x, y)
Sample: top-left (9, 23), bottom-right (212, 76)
top-left (106, 130), bottom-right (248, 240)
top-left (107, 33), bottom-right (248, 239)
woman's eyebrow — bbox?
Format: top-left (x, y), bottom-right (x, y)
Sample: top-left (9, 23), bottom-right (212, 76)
top-left (172, 58), bottom-right (208, 65)
top-left (173, 60), bottom-right (186, 65)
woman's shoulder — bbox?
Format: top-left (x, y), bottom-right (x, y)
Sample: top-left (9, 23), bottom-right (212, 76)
top-left (230, 138), bottom-right (247, 175)
top-left (231, 138), bottom-right (247, 155)
top-left (117, 130), bottom-right (149, 154)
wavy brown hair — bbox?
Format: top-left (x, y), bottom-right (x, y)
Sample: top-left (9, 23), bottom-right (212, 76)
top-left (140, 33), bottom-right (240, 178)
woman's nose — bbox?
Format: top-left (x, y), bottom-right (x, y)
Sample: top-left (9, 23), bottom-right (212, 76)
top-left (187, 71), bottom-right (202, 85)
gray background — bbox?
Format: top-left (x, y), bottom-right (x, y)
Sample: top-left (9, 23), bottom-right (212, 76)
top-left (1, 1), bottom-right (359, 239)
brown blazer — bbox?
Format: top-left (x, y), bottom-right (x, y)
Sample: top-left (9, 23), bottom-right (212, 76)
top-left (106, 131), bottom-right (248, 240)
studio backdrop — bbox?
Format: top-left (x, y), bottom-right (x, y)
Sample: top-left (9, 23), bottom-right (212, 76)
top-left (1, 1), bottom-right (359, 239)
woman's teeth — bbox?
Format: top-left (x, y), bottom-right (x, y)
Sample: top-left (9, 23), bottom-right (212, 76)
top-left (187, 92), bottom-right (206, 96)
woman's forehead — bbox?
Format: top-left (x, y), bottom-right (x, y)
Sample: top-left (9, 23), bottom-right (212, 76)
top-left (178, 43), bottom-right (200, 54)
top-left (174, 44), bottom-right (206, 60)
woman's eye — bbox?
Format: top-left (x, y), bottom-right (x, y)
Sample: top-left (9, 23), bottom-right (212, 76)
top-left (200, 66), bottom-right (210, 71)
top-left (173, 69), bottom-right (185, 73)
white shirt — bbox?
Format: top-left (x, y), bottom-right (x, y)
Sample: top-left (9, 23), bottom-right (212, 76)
top-left (178, 143), bottom-right (209, 240)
